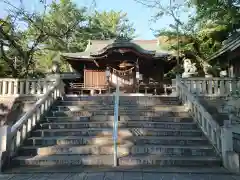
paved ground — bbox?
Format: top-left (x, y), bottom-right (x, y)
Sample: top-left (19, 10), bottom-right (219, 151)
top-left (0, 172), bottom-right (239, 180)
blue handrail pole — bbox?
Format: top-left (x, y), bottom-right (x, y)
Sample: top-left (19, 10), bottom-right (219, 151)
top-left (113, 77), bottom-right (119, 166)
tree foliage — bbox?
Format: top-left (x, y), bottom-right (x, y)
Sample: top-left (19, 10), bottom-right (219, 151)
top-left (89, 10), bottom-right (135, 40)
top-left (0, 0), bottom-right (135, 77)
top-left (135, 0), bottom-right (238, 76)
top-left (191, 0), bottom-right (240, 33)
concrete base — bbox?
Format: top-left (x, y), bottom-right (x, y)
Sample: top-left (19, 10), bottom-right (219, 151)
top-left (224, 151), bottom-right (240, 173)
top-left (205, 74), bottom-right (213, 78)
top-left (182, 72), bottom-right (197, 78)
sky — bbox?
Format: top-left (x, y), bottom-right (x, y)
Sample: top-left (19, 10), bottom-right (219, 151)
top-left (0, 0), bottom-right (192, 40)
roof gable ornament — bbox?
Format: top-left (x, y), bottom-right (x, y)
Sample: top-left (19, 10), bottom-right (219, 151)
top-left (115, 33), bottom-right (131, 42)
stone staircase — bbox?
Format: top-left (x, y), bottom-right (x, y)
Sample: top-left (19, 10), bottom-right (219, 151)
top-left (6, 95), bottom-right (222, 172)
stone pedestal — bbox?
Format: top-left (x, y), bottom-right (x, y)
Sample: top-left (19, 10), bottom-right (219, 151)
top-left (205, 74), bottom-right (213, 78)
top-left (221, 121), bottom-right (240, 173)
top-left (182, 72), bottom-right (197, 78)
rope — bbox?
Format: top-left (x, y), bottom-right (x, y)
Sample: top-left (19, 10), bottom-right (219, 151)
top-left (109, 66), bottom-right (135, 76)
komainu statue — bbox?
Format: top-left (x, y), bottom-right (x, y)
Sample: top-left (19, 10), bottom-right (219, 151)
top-left (182, 58), bottom-right (197, 78)
top-left (202, 61), bottom-right (214, 77)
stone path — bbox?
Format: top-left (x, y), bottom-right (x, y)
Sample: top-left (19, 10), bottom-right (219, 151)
top-left (0, 172), bottom-right (239, 180)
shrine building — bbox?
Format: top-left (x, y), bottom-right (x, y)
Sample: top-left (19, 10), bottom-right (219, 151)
top-left (60, 36), bottom-right (176, 94)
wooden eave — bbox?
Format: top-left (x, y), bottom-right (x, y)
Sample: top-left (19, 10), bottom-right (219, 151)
top-left (90, 42), bottom-right (156, 57)
top-left (208, 34), bottom-right (240, 61)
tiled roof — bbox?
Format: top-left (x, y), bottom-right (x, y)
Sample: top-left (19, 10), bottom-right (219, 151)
top-left (208, 33), bottom-right (240, 61)
top-left (61, 39), bottom-right (174, 59)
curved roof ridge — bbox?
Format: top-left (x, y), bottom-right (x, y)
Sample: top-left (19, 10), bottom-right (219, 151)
top-left (61, 38), bottom-right (174, 59)
top-left (90, 40), bottom-right (156, 56)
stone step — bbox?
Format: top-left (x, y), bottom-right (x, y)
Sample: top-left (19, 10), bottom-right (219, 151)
top-left (32, 128), bottom-right (203, 137)
top-left (12, 155), bottom-right (114, 166)
top-left (47, 111), bottom-right (190, 118)
top-left (52, 105), bottom-right (187, 112)
top-left (26, 136), bottom-right (208, 146)
top-left (12, 154), bottom-right (221, 167)
top-left (4, 166), bottom-right (231, 174)
top-left (63, 95), bottom-right (179, 102)
top-left (58, 100), bottom-right (181, 106)
top-left (52, 106), bottom-right (152, 111)
top-left (45, 116), bottom-right (193, 123)
top-left (39, 121), bottom-right (197, 130)
top-left (55, 103), bottom-right (182, 108)
top-left (18, 144), bottom-right (216, 157)
top-left (118, 155), bottom-right (221, 167)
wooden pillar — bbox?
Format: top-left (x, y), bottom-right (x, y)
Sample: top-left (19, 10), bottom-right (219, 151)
top-left (83, 65), bottom-right (86, 88)
top-left (164, 85), bottom-right (167, 95)
top-left (135, 60), bottom-right (140, 93)
top-left (229, 64), bottom-right (234, 77)
top-left (159, 62), bottom-right (164, 90)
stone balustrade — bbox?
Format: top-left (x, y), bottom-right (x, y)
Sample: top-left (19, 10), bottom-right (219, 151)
top-left (181, 77), bottom-right (240, 96)
top-left (176, 75), bottom-right (240, 173)
top-left (0, 78), bottom-right (54, 97)
top-left (233, 131), bottom-right (240, 154)
top-left (0, 75), bottom-right (65, 170)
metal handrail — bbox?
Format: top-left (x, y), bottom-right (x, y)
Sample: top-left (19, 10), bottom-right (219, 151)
top-left (113, 78), bottom-right (120, 166)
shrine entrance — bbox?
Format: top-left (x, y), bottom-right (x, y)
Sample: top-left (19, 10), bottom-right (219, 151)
top-left (108, 62), bottom-right (137, 93)
top-left (61, 37), bottom-right (175, 95)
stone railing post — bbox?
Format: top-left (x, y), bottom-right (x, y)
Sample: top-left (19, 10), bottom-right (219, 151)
top-left (175, 75), bottom-right (180, 98)
top-left (0, 125), bottom-right (11, 171)
top-left (0, 75), bottom-right (64, 172)
top-left (179, 77), bottom-right (240, 97)
top-left (0, 78), bottom-right (55, 97)
top-left (176, 75), bottom-right (240, 173)
top-left (221, 120), bottom-right (240, 173)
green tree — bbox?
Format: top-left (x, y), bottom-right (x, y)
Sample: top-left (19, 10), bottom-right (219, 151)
top-left (190, 0), bottom-right (240, 34)
top-left (135, 0), bottom-right (233, 76)
top-left (34, 1), bottom-right (136, 73)
top-left (157, 22), bottom-right (228, 77)
top-left (38, 0), bottom-right (88, 53)
top-left (88, 10), bottom-right (135, 40)
top-left (0, 0), bottom-right (136, 77)
top-left (0, 0), bottom-right (82, 77)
